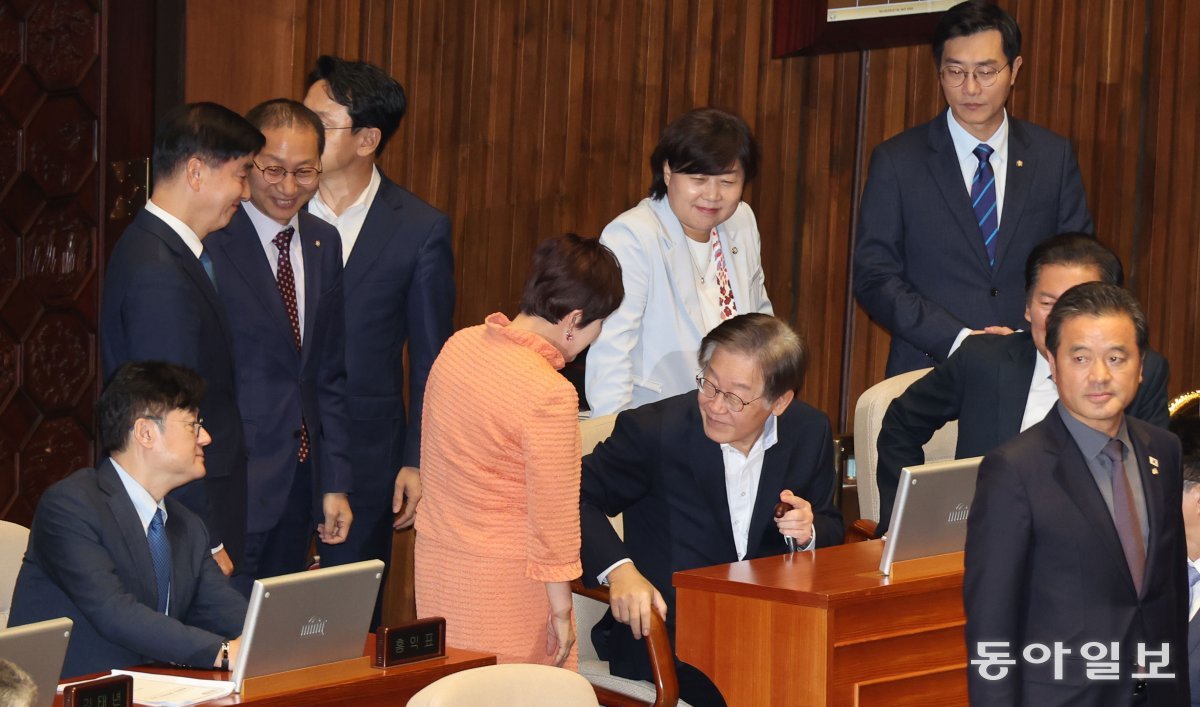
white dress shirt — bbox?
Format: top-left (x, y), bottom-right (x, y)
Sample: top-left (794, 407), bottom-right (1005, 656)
top-left (1020, 350), bottom-right (1058, 431)
top-left (308, 165), bottom-right (382, 264)
top-left (684, 235), bottom-right (724, 333)
top-left (244, 201), bottom-right (305, 340)
top-left (144, 199), bottom-right (203, 258)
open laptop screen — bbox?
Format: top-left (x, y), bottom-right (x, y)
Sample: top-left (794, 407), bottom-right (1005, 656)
top-left (879, 457), bottom-right (982, 575)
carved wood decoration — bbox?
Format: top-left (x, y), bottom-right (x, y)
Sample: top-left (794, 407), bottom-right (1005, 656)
top-left (182, 0), bottom-right (1200, 437)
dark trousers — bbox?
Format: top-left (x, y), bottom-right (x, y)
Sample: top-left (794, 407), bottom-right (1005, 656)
top-left (231, 458), bottom-right (314, 597)
top-left (319, 491), bottom-right (394, 627)
top-left (676, 660), bottom-right (727, 707)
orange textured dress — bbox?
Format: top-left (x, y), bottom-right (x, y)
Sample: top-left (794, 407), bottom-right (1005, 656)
top-left (415, 313), bottom-right (582, 667)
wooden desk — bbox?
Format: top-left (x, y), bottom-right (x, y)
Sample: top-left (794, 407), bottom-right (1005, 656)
top-left (674, 540), bottom-right (967, 707)
top-left (54, 646), bottom-right (495, 706)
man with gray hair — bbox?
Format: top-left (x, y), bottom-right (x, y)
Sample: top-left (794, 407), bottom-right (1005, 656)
top-left (0, 660), bottom-right (36, 707)
top-left (580, 313), bottom-right (843, 706)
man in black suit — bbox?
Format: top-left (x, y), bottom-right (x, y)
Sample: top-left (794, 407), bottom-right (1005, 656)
top-left (205, 100), bottom-right (353, 594)
top-left (302, 57), bottom-right (455, 607)
top-left (964, 282), bottom-right (1188, 705)
top-left (101, 103), bottom-right (264, 576)
top-left (1175, 423), bottom-right (1200, 706)
top-left (853, 0), bottom-right (1092, 376)
top-left (581, 313), bottom-right (843, 707)
top-left (10, 362), bottom-right (247, 678)
top-left (875, 233), bottom-right (1169, 533)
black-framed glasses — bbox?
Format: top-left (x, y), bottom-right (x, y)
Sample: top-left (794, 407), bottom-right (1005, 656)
top-left (253, 160), bottom-right (322, 186)
top-left (938, 63), bottom-right (1009, 88)
top-left (141, 415), bottom-right (206, 438)
top-left (696, 376), bottom-right (763, 413)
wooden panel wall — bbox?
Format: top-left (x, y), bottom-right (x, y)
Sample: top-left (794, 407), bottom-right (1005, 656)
top-left (185, 0), bottom-right (1200, 433)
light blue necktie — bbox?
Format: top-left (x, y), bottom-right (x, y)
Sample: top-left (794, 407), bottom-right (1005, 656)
top-left (970, 144), bottom-right (999, 267)
top-left (199, 250), bottom-right (218, 291)
top-left (147, 508), bottom-right (172, 614)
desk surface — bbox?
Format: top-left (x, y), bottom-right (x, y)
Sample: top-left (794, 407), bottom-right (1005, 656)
top-left (54, 645), bottom-right (495, 706)
top-left (673, 538), bottom-right (962, 608)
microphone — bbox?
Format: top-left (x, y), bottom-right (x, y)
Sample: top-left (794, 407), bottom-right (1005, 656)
top-left (773, 501), bottom-right (797, 553)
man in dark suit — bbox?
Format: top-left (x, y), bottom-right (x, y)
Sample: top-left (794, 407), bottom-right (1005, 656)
top-left (581, 314), bottom-right (843, 707)
top-left (853, 0), bottom-right (1093, 376)
top-left (204, 100), bottom-right (353, 593)
top-left (875, 234), bottom-right (1170, 533)
top-left (10, 362), bottom-right (247, 678)
top-left (1181, 451), bottom-right (1200, 706)
top-left (965, 282), bottom-right (1188, 705)
top-left (302, 57), bottom-right (455, 597)
top-left (101, 103), bottom-right (264, 577)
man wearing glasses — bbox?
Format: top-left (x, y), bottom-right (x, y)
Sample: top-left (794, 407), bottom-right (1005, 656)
top-left (11, 362), bottom-right (248, 678)
top-left (853, 0), bottom-right (1093, 376)
top-left (579, 313), bottom-right (843, 707)
top-left (205, 99), bottom-right (353, 594)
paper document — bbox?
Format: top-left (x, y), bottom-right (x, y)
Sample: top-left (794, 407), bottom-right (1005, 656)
top-left (109, 670), bottom-right (235, 706)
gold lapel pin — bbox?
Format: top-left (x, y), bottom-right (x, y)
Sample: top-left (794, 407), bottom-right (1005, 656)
top-left (731, 246), bottom-right (739, 255)
top-left (1016, 160), bottom-right (1024, 167)
top-left (315, 240), bottom-right (321, 247)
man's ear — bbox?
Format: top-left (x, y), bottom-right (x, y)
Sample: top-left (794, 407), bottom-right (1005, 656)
top-left (131, 417), bottom-right (159, 450)
top-left (769, 389), bottom-right (795, 416)
top-left (185, 156), bottom-right (206, 192)
top-left (355, 127), bottom-right (381, 158)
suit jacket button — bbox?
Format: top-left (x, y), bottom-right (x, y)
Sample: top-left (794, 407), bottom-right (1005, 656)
top-left (989, 287), bottom-right (999, 297)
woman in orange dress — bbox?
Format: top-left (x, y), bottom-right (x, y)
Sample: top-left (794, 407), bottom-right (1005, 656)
top-left (415, 234), bottom-right (623, 666)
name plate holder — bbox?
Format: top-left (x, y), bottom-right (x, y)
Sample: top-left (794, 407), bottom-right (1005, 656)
top-left (886, 550), bottom-right (964, 580)
top-left (239, 655), bottom-right (376, 699)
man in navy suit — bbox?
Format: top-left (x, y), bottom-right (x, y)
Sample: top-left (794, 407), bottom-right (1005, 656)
top-left (965, 283), bottom-right (1188, 705)
top-left (302, 57), bottom-right (455, 601)
top-left (204, 100), bottom-right (354, 593)
top-left (853, 0), bottom-right (1093, 376)
top-left (101, 103), bottom-right (264, 577)
top-left (581, 314), bottom-right (843, 706)
top-left (11, 362), bottom-right (247, 678)
top-left (875, 234), bottom-right (1170, 534)
top-left (1176, 424), bottom-right (1200, 706)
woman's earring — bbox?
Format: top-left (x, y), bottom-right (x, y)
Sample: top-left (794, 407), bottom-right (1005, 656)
top-left (565, 331), bottom-right (574, 342)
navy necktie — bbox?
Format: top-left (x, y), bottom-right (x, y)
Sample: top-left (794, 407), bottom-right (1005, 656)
top-left (970, 144), bottom-right (999, 267)
top-left (198, 250), bottom-right (218, 291)
top-left (1103, 439), bottom-right (1145, 595)
top-left (147, 508), bottom-right (172, 614)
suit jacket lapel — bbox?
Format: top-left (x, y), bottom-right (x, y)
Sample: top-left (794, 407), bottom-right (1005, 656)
top-left (299, 219), bottom-right (322, 366)
top-left (745, 427), bottom-right (787, 558)
top-left (217, 208), bottom-right (296, 347)
top-left (138, 210), bottom-right (232, 340)
top-left (926, 118), bottom-right (993, 273)
top-left (342, 175), bottom-right (399, 290)
top-left (1047, 414), bottom-right (1141, 598)
top-left (996, 334), bottom-right (1038, 441)
top-left (991, 119), bottom-right (1033, 272)
top-left (98, 461), bottom-right (159, 608)
top-left (164, 502), bottom-right (189, 617)
top-left (687, 416), bottom-right (737, 556)
top-left (651, 197), bottom-right (705, 333)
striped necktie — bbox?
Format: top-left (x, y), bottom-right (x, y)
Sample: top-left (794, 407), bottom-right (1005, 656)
top-left (970, 144), bottom-right (999, 267)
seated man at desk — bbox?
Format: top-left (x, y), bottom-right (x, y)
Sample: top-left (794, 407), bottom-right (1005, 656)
top-left (580, 313), bottom-right (843, 706)
top-left (875, 233), bottom-right (1169, 533)
top-left (10, 362), bottom-right (248, 678)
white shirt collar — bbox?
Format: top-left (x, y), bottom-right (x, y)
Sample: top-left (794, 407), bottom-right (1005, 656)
top-left (243, 199), bottom-right (300, 243)
top-left (719, 413), bottom-right (779, 459)
top-left (946, 107), bottom-right (1009, 165)
top-left (110, 458), bottom-right (168, 534)
top-left (144, 199), bottom-right (203, 259)
top-left (309, 165), bottom-right (381, 222)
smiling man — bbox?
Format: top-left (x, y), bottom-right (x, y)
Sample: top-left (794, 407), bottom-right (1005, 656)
top-left (964, 282), bottom-right (1188, 704)
top-left (853, 0), bottom-right (1093, 376)
top-left (580, 313), bottom-right (843, 706)
top-left (204, 99), bottom-right (353, 595)
top-left (10, 362), bottom-right (248, 678)
top-left (101, 102), bottom-right (263, 578)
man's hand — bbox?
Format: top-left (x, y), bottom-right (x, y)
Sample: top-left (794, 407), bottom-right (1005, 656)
top-left (317, 493), bottom-right (353, 544)
top-left (392, 466), bottom-right (422, 529)
top-left (607, 563), bottom-right (667, 639)
top-left (545, 607), bottom-right (575, 667)
top-left (775, 489), bottom-right (814, 547)
top-left (212, 547), bottom-right (234, 577)
top-left (970, 325), bottom-right (1015, 336)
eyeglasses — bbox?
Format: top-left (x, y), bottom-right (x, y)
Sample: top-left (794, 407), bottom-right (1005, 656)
top-left (696, 376), bottom-right (763, 413)
top-left (253, 160), bottom-right (322, 186)
top-left (938, 63), bottom-right (1010, 88)
top-left (142, 415), bottom-right (206, 438)
top-left (321, 124), bottom-right (356, 132)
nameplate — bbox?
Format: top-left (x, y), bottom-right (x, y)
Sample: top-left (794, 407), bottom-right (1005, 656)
top-left (375, 617), bottom-right (447, 667)
top-left (63, 674), bottom-right (133, 707)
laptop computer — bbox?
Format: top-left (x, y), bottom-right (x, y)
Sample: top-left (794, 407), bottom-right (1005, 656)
top-left (231, 559), bottom-right (384, 691)
top-left (879, 457), bottom-right (982, 575)
top-left (0, 617), bottom-right (72, 707)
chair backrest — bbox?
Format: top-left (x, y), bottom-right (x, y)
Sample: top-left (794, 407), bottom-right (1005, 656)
top-left (0, 521), bottom-right (30, 628)
top-left (407, 664), bottom-right (600, 706)
top-left (854, 368), bottom-right (959, 523)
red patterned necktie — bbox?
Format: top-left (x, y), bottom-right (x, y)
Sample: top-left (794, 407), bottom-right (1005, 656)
top-left (711, 229), bottom-right (737, 320)
top-left (272, 227), bottom-right (310, 463)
